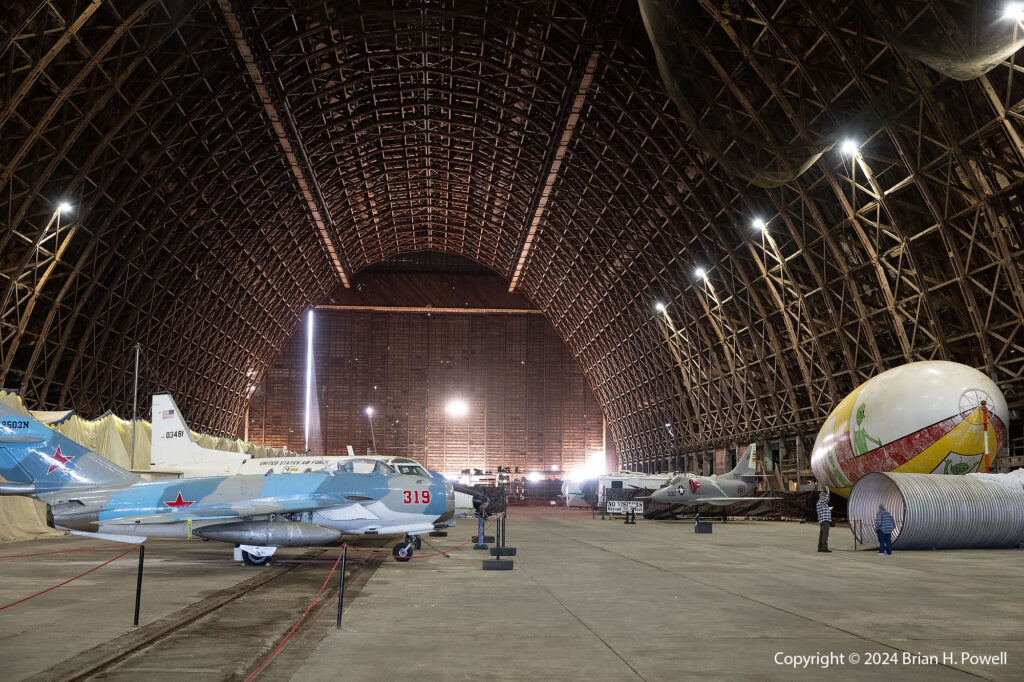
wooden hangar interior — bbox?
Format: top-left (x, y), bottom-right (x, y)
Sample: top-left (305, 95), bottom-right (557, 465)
top-left (2, 0), bottom-right (1023, 485)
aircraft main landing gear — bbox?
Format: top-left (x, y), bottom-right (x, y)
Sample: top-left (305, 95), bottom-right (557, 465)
top-left (393, 541), bottom-right (414, 562)
top-left (241, 549), bottom-right (272, 566)
top-left (235, 544), bottom-right (277, 566)
top-left (393, 534), bottom-right (421, 562)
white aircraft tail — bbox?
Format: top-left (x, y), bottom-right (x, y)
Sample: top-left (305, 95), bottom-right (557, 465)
top-left (150, 393), bottom-right (197, 469)
top-left (150, 393), bottom-right (250, 474)
top-left (726, 443), bottom-right (758, 479)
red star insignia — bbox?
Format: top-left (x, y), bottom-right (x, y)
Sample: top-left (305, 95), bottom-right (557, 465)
top-left (46, 445), bottom-right (74, 474)
top-left (689, 479), bottom-right (701, 494)
top-left (164, 492), bottom-right (195, 509)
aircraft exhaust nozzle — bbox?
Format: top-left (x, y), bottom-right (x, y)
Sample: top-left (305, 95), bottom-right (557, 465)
top-left (0, 483), bottom-right (36, 495)
top-left (194, 521), bottom-right (342, 547)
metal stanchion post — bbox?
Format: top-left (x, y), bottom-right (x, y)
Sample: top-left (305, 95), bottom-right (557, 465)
top-left (494, 516), bottom-right (502, 558)
top-left (133, 544), bottom-right (145, 626)
top-left (336, 545), bottom-right (347, 629)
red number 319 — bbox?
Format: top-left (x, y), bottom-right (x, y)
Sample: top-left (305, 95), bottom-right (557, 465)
top-left (402, 490), bottom-right (430, 504)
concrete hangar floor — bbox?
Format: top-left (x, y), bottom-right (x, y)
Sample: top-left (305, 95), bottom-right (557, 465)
top-left (1, 511), bottom-right (1019, 681)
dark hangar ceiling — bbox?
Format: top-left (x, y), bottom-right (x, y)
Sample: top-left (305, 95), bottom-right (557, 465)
top-left (1, 1), bottom-right (1023, 467)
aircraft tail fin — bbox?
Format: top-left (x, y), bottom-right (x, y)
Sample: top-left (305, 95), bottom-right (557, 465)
top-left (727, 443), bottom-right (758, 478)
top-left (150, 393), bottom-right (197, 468)
top-left (0, 401), bottom-right (138, 497)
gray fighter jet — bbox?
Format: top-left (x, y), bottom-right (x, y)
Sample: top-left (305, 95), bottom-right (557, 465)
top-left (0, 403), bottom-right (454, 565)
top-left (650, 444), bottom-right (774, 518)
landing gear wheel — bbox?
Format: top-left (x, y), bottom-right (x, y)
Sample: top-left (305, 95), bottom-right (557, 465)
top-left (242, 549), bottom-right (271, 566)
top-left (393, 542), bottom-right (414, 562)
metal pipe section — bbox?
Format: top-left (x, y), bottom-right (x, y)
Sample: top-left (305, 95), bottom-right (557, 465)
top-left (848, 472), bottom-right (1024, 550)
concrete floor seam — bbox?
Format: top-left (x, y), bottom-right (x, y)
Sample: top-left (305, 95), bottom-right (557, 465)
top-left (519, 565), bottom-right (648, 682)
top-left (4, 518), bottom-right (1017, 681)
top-left (544, 528), bottom-right (993, 682)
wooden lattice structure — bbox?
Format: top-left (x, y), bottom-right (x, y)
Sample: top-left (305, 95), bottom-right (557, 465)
top-left (2, 2), bottom-right (1022, 474)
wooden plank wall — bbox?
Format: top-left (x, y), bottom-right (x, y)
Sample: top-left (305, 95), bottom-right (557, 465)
top-left (247, 308), bottom-right (604, 477)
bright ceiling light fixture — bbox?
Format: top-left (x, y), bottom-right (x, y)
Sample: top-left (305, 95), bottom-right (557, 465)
top-left (839, 138), bottom-right (860, 156)
top-left (1003, 2), bottom-right (1024, 21)
top-left (695, 267), bottom-right (707, 279)
top-left (445, 399), bottom-right (468, 418)
top-left (526, 471), bottom-right (542, 482)
top-left (365, 406), bottom-right (374, 416)
top-left (752, 217), bottom-right (767, 230)
top-left (57, 202), bottom-right (72, 213)
top-left (654, 301), bottom-right (666, 312)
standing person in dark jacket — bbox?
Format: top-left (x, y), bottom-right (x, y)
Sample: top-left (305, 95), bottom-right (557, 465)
top-left (875, 504), bottom-right (896, 555)
top-left (816, 490), bottom-right (832, 553)
top-left (473, 499), bottom-right (489, 550)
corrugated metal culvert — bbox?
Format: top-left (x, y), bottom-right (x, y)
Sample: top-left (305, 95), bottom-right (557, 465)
top-left (848, 472), bottom-right (1024, 550)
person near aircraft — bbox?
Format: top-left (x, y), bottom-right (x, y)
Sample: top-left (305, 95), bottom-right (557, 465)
top-left (875, 503), bottom-right (896, 555)
top-left (473, 498), bottom-right (489, 549)
top-left (816, 490), bottom-right (832, 553)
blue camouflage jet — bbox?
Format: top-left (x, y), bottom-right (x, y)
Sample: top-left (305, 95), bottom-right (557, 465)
top-left (0, 404), bottom-right (454, 564)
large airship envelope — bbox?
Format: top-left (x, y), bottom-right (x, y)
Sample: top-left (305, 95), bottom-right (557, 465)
top-left (811, 361), bottom-right (1008, 497)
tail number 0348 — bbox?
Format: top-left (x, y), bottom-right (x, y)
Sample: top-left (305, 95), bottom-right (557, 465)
top-left (402, 490), bottom-right (430, 504)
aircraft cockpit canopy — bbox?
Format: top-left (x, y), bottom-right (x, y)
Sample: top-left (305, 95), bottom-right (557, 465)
top-left (336, 458), bottom-right (391, 475)
top-left (395, 464), bottom-right (430, 477)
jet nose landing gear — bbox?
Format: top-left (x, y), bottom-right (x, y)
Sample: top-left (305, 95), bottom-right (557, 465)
top-left (392, 534), bottom-right (420, 562)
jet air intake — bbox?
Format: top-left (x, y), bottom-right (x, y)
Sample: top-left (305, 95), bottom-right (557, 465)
top-left (194, 521), bottom-right (342, 546)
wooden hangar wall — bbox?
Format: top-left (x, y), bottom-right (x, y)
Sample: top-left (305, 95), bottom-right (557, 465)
top-left (246, 263), bottom-right (607, 477)
top-left (1, 2), bottom-right (1023, 475)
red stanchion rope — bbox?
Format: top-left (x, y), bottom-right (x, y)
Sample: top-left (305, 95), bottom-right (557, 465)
top-left (0, 544), bottom-right (141, 611)
top-left (246, 518), bottom-right (504, 679)
top-left (0, 544), bottom-right (122, 559)
top-left (244, 548), bottom-right (345, 681)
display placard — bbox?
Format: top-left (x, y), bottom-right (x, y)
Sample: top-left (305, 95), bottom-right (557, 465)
top-left (607, 500), bottom-right (644, 514)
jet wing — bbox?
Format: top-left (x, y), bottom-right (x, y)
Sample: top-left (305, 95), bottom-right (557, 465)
top-left (103, 511), bottom-right (241, 525)
top-left (689, 496), bottom-right (782, 505)
top-left (99, 497), bottom-right (343, 525)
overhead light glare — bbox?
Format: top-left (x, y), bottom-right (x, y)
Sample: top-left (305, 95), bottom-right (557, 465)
top-left (304, 310), bottom-right (314, 451)
top-left (365, 406), bottom-right (374, 416)
top-left (57, 202), bottom-right (72, 213)
top-left (1003, 2), bottom-right (1024, 20)
top-left (655, 301), bottom-right (666, 313)
top-left (445, 399), bottom-right (468, 418)
top-left (839, 139), bottom-right (860, 156)
top-left (752, 217), bottom-right (767, 230)
top-left (695, 267), bottom-right (707, 279)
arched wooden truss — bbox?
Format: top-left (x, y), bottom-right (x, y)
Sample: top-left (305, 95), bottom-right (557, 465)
top-left (2, 1), bottom-right (1022, 472)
